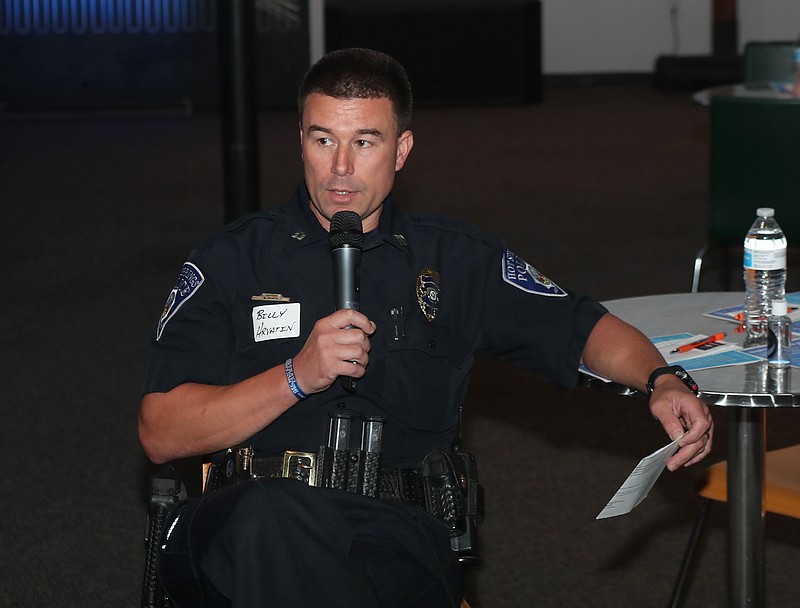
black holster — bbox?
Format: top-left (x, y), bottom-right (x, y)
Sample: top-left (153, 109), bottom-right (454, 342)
top-left (421, 450), bottom-right (485, 564)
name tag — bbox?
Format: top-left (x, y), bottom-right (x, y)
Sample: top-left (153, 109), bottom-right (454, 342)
top-left (252, 303), bottom-right (301, 342)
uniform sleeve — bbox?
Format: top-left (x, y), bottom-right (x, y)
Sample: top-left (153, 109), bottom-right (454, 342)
top-left (478, 245), bottom-right (607, 389)
top-left (141, 247), bottom-right (236, 394)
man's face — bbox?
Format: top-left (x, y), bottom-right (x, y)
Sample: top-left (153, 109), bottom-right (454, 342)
top-left (300, 93), bottom-right (413, 233)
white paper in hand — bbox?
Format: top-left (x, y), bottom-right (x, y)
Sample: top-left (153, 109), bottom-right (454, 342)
top-left (596, 435), bottom-right (683, 519)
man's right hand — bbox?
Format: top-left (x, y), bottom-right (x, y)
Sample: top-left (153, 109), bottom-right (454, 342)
top-left (291, 309), bottom-right (376, 395)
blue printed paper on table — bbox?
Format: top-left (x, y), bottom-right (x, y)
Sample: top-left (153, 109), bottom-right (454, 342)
top-left (704, 291), bottom-right (800, 334)
top-left (650, 333), bottom-right (764, 370)
top-left (579, 332), bottom-right (763, 382)
top-left (742, 340), bottom-right (800, 369)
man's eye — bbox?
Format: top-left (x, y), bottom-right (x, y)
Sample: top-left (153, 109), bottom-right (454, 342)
top-left (356, 140), bottom-right (372, 149)
top-left (317, 137), bottom-right (332, 146)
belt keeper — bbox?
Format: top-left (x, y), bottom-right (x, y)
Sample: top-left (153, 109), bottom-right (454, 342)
top-left (284, 358), bottom-right (308, 400)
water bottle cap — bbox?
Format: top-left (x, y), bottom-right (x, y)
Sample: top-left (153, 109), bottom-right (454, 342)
top-left (772, 299), bottom-right (788, 316)
top-left (756, 207), bottom-right (775, 218)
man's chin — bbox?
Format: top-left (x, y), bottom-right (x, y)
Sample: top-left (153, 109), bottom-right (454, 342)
top-left (308, 195), bottom-right (382, 231)
top-left (308, 199), bottom-right (353, 229)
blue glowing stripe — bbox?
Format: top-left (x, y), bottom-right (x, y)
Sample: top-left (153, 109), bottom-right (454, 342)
top-left (0, 0), bottom-right (222, 35)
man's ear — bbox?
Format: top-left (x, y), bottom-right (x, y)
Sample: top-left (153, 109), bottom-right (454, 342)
top-left (395, 130), bottom-right (414, 171)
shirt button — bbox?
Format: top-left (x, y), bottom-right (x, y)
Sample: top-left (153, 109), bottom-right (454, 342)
top-left (428, 340), bottom-right (436, 349)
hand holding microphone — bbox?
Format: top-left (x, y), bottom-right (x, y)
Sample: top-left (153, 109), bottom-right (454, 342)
top-left (290, 309), bottom-right (374, 396)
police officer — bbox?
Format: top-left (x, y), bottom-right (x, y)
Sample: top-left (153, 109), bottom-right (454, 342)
top-left (139, 48), bottom-right (713, 608)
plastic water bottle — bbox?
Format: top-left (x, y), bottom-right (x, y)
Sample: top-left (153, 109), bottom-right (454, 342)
top-left (767, 298), bottom-right (792, 368)
top-left (743, 208), bottom-right (787, 345)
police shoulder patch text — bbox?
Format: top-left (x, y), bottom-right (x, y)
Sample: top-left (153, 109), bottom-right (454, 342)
top-left (157, 262), bottom-right (205, 340)
top-left (501, 250), bottom-right (566, 297)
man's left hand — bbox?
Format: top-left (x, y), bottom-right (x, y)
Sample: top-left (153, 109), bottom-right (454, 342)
top-left (649, 382), bottom-right (714, 471)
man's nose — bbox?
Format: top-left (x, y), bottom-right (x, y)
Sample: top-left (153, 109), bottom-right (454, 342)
top-left (331, 146), bottom-right (354, 177)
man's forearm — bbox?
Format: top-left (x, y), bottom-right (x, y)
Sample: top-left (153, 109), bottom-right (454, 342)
top-left (138, 364), bottom-right (297, 464)
top-left (581, 312), bottom-right (667, 392)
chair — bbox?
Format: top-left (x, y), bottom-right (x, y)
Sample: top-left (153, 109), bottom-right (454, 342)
top-left (742, 41), bottom-right (795, 85)
top-left (691, 94), bottom-right (800, 292)
top-left (668, 444), bottom-right (800, 607)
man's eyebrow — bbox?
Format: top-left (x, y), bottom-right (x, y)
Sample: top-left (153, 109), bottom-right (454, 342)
top-left (355, 128), bottom-right (385, 139)
top-left (307, 124), bottom-right (331, 134)
top-left (306, 124), bottom-right (385, 139)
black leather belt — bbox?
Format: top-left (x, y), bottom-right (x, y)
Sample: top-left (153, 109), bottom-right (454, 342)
top-left (250, 452), bottom-right (427, 508)
top-left (204, 448), bottom-right (425, 508)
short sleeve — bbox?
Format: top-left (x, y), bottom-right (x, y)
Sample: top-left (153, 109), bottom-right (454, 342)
top-left (142, 250), bottom-right (235, 394)
top-left (478, 245), bottom-right (607, 389)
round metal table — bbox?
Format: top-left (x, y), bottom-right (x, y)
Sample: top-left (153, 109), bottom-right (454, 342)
top-left (588, 292), bottom-right (799, 608)
top-left (691, 82), bottom-right (793, 107)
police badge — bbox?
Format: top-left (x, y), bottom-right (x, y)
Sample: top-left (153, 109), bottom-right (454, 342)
top-left (416, 268), bottom-right (441, 322)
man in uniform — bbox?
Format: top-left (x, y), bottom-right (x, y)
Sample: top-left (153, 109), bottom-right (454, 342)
top-left (139, 48), bottom-right (713, 608)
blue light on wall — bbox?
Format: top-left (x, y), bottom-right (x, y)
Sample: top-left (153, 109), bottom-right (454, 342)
top-left (0, 0), bottom-right (301, 35)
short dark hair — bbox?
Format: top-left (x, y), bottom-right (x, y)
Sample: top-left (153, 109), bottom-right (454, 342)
top-left (298, 48), bottom-right (413, 134)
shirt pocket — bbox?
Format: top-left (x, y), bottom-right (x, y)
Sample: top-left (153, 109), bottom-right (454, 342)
top-left (380, 319), bottom-right (470, 433)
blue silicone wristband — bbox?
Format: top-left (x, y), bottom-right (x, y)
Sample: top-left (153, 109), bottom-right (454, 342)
top-left (284, 358), bottom-right (308, 400)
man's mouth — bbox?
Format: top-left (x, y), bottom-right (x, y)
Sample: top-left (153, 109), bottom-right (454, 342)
top-left (327, 188), bottom-right (359, 201)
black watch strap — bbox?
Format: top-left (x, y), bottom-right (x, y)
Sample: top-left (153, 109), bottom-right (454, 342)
top-left (646, 365), bottom-right (699, 396)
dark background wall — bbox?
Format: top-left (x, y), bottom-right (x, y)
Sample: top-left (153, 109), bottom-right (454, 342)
top-left (0, 0), bottom-right (542, 113)
top-left (325, 1), bottom-right (542, 105)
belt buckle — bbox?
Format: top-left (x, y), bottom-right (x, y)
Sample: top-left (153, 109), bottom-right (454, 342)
top-left (282, 451), bottom-right (317, 486)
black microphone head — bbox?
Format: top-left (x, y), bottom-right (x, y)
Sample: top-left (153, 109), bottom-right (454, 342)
top-left (329, 211), bottom-right (363, 250)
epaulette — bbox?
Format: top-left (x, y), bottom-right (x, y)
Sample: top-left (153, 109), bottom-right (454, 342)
top-left (406, 212), bottom-right (496, 246)
top-left (196, 208), bottom-right (285, 249)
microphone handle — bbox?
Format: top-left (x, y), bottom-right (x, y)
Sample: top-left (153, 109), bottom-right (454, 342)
top-left (331, 246), bottom-right (361, 392)
top-left (332, 246), bottom-right (361, 311)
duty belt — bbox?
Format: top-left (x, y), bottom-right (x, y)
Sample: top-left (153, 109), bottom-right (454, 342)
top-left (202, 411), bottom-right (484, 563)
top-left (204, 447), bottom-right (425, 508)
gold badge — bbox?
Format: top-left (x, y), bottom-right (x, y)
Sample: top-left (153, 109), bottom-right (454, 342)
top-left (416, 268), bottom-right (441, 322)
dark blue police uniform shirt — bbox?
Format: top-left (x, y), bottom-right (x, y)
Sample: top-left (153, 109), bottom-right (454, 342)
top-left (143, 183), bottom-right (607, 468)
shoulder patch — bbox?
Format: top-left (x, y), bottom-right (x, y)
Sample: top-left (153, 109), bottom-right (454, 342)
top-left (502, 250), bottom-right (566, 297)
top-left (156, 262), bottom-right (205, 340)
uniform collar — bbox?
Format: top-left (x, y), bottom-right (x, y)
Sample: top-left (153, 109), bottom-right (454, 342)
top-left (279, 183), bottom-right (327, 251)
top-left (281, 182), bottom-right (413, 258)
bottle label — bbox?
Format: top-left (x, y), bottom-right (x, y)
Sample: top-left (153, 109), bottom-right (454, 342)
top-left (744, 247), bottom-right (787, 270)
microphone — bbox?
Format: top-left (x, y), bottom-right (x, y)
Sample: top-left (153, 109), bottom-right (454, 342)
top-left (329, 210), bottom-right (363, 391)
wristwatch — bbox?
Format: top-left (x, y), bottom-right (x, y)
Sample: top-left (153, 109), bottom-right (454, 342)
top-left (646, 365), bottom-right (699, 396)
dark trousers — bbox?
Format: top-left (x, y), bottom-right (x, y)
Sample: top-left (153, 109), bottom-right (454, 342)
top-left (158, 478), bottom-right (464, 608)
